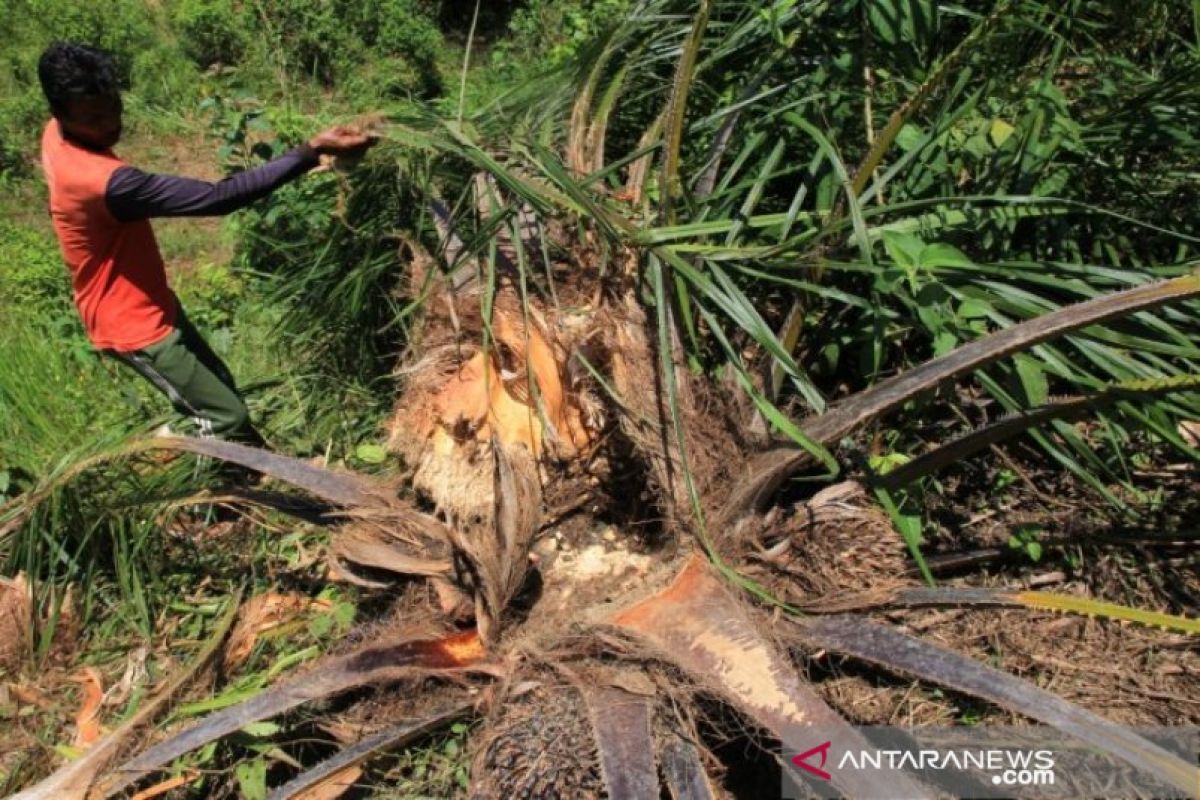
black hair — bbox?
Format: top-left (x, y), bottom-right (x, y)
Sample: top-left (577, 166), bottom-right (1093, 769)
top-left (37, 42), bottom-right (120, 116)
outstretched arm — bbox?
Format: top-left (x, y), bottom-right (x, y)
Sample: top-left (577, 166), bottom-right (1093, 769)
top-left (105, 126), bottom-right (377, 221)
top-left (105, 146), bottom-right (319, 221)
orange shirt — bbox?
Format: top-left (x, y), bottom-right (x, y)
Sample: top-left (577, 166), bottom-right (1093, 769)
top-left (40, 120), bottom-right (175, 351)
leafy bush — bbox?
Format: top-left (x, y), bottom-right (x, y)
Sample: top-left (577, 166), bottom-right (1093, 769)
top-left (350, 0), bottom-right (443, 97)
top-left (0, 90), bottom-right (46, 177)
top-left (491, 0), bottom-right (631, 74)
top-left (0, 0), bottom-right (201, 178)
top-left (0, 221), bottom-right (74, 325)
top-left (169, 0), bottom-right (248, 68)
top-left (246, 0), bottom-right (352, 85)
top-left (4, 0), bottom-right (161, 81)
top-left (240, 0), bottom-right (445, 97)
top-left (175, 262), bottom-right (247, 334)
top-left (131, 43), bottom-right (203, 110)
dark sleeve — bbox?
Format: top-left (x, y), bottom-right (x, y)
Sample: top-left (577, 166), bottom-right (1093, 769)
top-left (105, 145), bottom-right (320, 221)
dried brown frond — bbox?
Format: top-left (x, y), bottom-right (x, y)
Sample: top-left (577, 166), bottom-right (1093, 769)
top-left (0, 573), bottom-right (33, 673)
top-left (735, 481), bottom-right (911, 604)
top-left (471, 684), bottom-right (604, 800)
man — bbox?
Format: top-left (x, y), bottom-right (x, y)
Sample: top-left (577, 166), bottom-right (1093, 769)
top-left (38, 42), bottom-right (375, 447)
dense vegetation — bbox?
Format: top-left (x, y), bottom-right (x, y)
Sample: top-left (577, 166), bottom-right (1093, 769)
top-left (1, 0), bottom-right (1198, 797)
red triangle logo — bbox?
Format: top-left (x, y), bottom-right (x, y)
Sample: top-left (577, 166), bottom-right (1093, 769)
top-left (791, 741), bottom-right (833, 781)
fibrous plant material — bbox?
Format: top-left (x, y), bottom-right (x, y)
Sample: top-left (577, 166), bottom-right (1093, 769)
top-left (224, 591), bottom-right (332, 671)
top-left (736, 481), bottom-right (909, 604)
top-left (446, 440), bottom-right (543, 644)
top-left (9, 592), bottom-right (240, 800)
top-left (796, 615), bottom-right (1200, 796)
top-left (607, 289), bottom-right (746, 525)
top-left (266, 703), bottom-right (472, 800)
top-left (409, 299), bottom-right (591, 467)
top-left (386, 202), bottom-right (596, 499)
top-left (608, 555), bottom-right (937, 799)
top-left (583, 686), bottom-right (659, 800)
top-left (0, 572), bottom-right (32, 672)
top-left (471, 685), bottom-right (605, 799)
top-left (100, 630), bottom-right (488, 799)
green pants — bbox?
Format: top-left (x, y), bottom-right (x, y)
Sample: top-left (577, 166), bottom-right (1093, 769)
top-left (106, 308), bottom-right (263, 444)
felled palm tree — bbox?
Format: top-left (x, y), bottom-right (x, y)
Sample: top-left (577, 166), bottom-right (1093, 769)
top-left (9, 0), bottom-right (1200, 797)
top-left (26, 273), bottom-right (1191, 800)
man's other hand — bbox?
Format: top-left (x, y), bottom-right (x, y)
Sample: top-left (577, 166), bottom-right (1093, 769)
top-left (308, 125), bottom-right (379, 156)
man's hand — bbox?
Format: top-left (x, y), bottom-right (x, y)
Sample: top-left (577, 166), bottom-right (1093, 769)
top-left (308, 125), bottom-right (378, 156)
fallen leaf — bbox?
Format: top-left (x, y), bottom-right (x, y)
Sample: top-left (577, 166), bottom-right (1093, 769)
top-left (0, 573), bottom-right (33, 671)
top-left (8, 682), bottom-right (54, 709)
top-left (48, 585), bottom-right (82, 664)
top-left (318, 720), bottom-right (367, 744)
top-left (6, 592), bottom-right (241, 800)
top-left (72, 667), bottom-right (105, 748)
top-left (293, 764), bottom-right (363, 800)
top-left (1179, 420), bottom-right (1200, 448)
top-left (224, 592), bottom-right (329, 670)
top-left (104, 646), bottom-right (149, 708)
top-left (128, 770), bottom-right (198, 800)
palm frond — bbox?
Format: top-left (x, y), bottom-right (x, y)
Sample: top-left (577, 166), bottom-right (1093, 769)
top-left (798, 614), bottom-right (1199, 796)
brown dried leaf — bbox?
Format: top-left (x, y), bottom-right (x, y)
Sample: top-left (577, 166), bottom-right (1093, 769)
top-left (72, 667), bottom-right (105, 748)
top-left (0, 573), bottom-right (32, 672)
top-left (317, 720), bottom-right (367, 745)
top-left (292, 764), bottom-right (363, 800)
top-left (8, 682), bottom-right (54, 709)
top-left (103, 646), bottom-right (149, 709)
top-left (223, 592), bottom-right (329, 671)
top-left (9, 593), bottom-right (241, 800)
top-left (128, 770), bottom-right (198, 800)
top-left (1178, 420), bottom-right (1200, 448)
top-left (50, 585), bottom-right (82, 662)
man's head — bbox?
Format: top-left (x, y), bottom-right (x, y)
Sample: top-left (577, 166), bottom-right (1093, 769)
top-left (38, 43), bottom-right (123, 150)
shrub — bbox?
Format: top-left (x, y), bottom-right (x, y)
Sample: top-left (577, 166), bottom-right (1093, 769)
top-left (0, 90), bottom-right (46, 177)
top-left (169, 0), bottom-right (248, 68)
top-left (0, 222), bottom-right (71, 320)
top-left (492, 0), bottom-right (630, 74)
top-left (131, 44), bottom-right (202, 110)
top-left (0, 0), bottom-right (200, 178)
top-left (243, 0), bottom-right (352, 85)
top-left (241, 0), bottom-right (444, 95)
top-left (353, 0), bottom-right (443, 96)
top-left (11, 0), bottom-right (161, 81)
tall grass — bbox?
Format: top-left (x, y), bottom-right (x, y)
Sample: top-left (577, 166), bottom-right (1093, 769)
top-left (0, 221), bottom-right (337, 642)
top-left (0, 311), bottom-right (168, 640)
